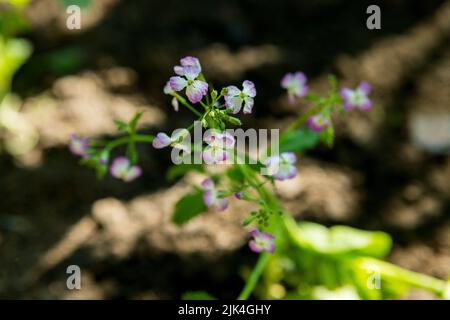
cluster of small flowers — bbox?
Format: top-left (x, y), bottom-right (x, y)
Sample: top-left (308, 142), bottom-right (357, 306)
top-left (69, 56), bottom-right (373, 254)
top-left (281, 71), bottom-right (372, 133)
top-left (69, 134), bottom-right (142, 182)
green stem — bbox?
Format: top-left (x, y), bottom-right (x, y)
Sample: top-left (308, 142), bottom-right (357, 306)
top-left (105, 134), bottom-right (154, 151)
top-left (238, 253), bottom-right (271, 300)
top-left (172, 92), bottom-right (203, 117)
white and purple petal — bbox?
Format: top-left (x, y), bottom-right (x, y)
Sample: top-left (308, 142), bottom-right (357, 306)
top-left (186, 80), bottom-right (208, 104)
top-left (242, 80), bottom-right (256, 97)
top-left (169, 76), bottom-right (188, 91)
top-left (225, 96), bottom-right (243, 114)
top-left (243, 97), bottom-right (254, 114)
top-left (152, 132), bottom-right (171, 149)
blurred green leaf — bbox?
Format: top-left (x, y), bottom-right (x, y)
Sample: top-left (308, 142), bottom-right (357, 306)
top-left (320, 125), bottom-right (334, 147)
top-left (182, 291), bottom-right (216, 300)
top-left (58, 0), bottom-right (92, 9)
top-left (128, 111), bottom-right (143, 133)
top-left (226, 166), bottom-right (245, 184)
top-left (114, 119), bottom-right (128, 132)
top-left (172, 189), bottom-right (206, 225)
top-left (286, 218), bottom-right (392, 258)
top-left (0, 36), bottom-right (32, 98)
top-left (280, 128), bottom-right (320, 153)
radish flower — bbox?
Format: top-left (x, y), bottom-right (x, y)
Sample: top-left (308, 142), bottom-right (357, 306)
top-left (225, 80), bottom-right (257, 114)
top-left (169, 57), bottom-right (208, 104)
top-left (201, 178), bottom-right (229, 211)
top-left (281, 72), bottom-right (308, 104)
top-left (110, 157), bottom-right (142, 182)
top-left (265, 152), bottom-right (297, 181)
top-left (202, 130), bottom-right (235, 164)
top-left (340, 82), bottom-right (372, 111)
top-left (249, 229), bottom-right (275, 253)
top-left (307, 114), bottom-right (330, 133)
top-left (69, 134), bottom-right (89, 157)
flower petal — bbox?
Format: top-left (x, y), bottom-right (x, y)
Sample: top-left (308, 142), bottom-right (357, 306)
top-left (243, 97), bottom-right (254, 114)
top-left (183, 65), bottom-right (201, 81)
top-left (169, 76), bottom-right (188, 91)
top-left (171, 97), bottom-right (179, 111)
top-left (180, 56), bottom-right (201, 73)
top-left (152, 132), bottom-right (171, 149)
top-left (281, 152), bottom-right (297, 164)
top-left (226, 85), bottom-right (241, 97)
top-left (124, 165), bottom-right (142, 182)
top-left (222, 131), bottom-right (236, 148)
top-left (69, 134), bottom-right (89, 157)
top-left (242, 80), bottom-right (256, 97)
top-left (202, 146), bottom-right (227, 164)
top-left (359, 99), bottom-right (372, 112)
top-left (358, 81), bottom-right (371, 95)
top-left (174, 66), bottom-right (184, 76)
top-left (203, 189), bottom-right (215, 207)
top-left (225, 96), bottom-right (243, 114)
top-left (110, 157), bottom-right (130, 178)
top-left (273, 163), bottom-right (297, 181)
top-left (280, 73), bottom-right (293, 89)
top-left (216, 198), bottom-right (229, 211)
top-left (186, 80), bottom-right (208, 104)
top-left (249, 240), bottom-right (263, 253)
top-left (201, 178), bottom-right (215, 190)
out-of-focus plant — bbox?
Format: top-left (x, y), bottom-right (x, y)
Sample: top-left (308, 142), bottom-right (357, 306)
top-left (0, 0), bottom-right (38, 155)
top-left (72, 56), bottom-right (450, 300)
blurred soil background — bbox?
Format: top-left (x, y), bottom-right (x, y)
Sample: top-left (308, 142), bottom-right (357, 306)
top-left (0, 0), bottom-right (449, 299)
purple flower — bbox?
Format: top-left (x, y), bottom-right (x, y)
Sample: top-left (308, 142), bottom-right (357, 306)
top-left (69, 134), bottom-right (89, 157)
top-left (110, 157), bottom-right (142, 182)
top-left (281, 72), bottom-right (308, 104)
top-left (174, 56), bottom-right (201, 76)
top-left (235, 192), bottom-right (244, 200)
top-left (202, 130), bottom-right (235, 164)
top-left (249, 229), bottom-right (275, 254)
top-left (152, 129), bottom-right (190, 153)
top-left (169, 57), bottom-right (208, 104)
top-left (201, 179), bottom-right (229, 211)
top-left (265, 152), bottom-right (297, 181)
top-left (307, 114), bottom-right (330, 133)
top-left (224, 80), bottom-right (257, 114)
top-left (163, 81), bottom-right (179, 111)
top-left (340, 81), bottom-right (372, 112)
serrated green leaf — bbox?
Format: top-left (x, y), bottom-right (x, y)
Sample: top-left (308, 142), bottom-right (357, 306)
top-left (172, 189), bottom-right (206, 225)
top-left (280, 128), bottom-right (320, 153)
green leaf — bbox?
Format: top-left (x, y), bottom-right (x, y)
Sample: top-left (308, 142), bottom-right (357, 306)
top-left (166, 164), bottom-right (204, 181)
top-left (128, 111), bottom-right (143, 132)
top-left (226, 166), bottom-right (245, 184)
top-left (286, 218), bottom-right (392, 258)
top-left (182, 291), bottom-right (216, 300)
top-left (280, 128), bottom-right (321, 153)
top-left (58, 0), bottom-right (92, 9)
top-left (114, 119), bottom-right (128, 132)
top-left (320, 125), bottom-right (334, 147)
top-left (172, 189), bottom-right (207, 225)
